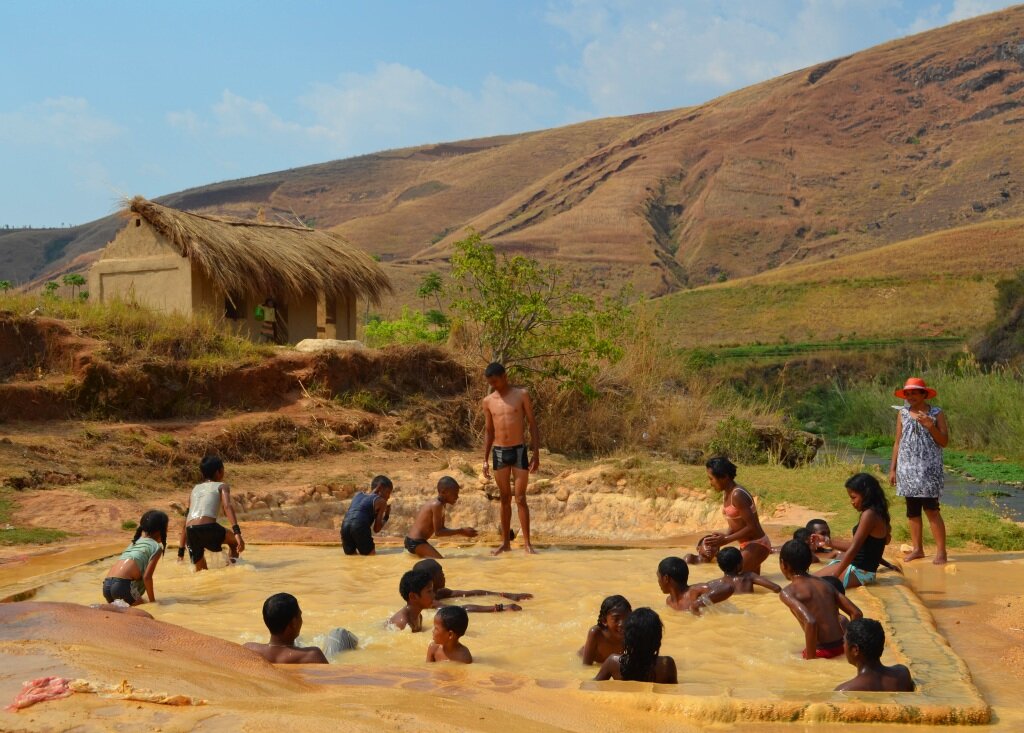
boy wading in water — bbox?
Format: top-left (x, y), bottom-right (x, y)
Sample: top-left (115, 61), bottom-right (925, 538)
top-left (482, 362), bottom-right (540, 555)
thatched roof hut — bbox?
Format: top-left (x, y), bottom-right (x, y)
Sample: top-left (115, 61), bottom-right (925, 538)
top-left (88, 197), bottom-right (391, 343)
top-left (124, 196), bottom-right (391, 305)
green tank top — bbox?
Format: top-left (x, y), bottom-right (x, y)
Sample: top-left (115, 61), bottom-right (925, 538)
top-left (119, 537), bottom-right (162, 576)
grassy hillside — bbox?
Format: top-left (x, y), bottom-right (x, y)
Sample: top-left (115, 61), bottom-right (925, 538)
top-left (653, 220), bottom-right (1024, 348)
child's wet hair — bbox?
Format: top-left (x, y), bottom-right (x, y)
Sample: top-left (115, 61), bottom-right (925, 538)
top-left (805, 518), bottom-right (829, 532)
top-left (484, 362), bottom-right (506, 377)
top-left (412, 558), bottom-right (443, 582)
top-left (399, 569), bottom-right (433, 602)
top-left (200, 455), bottom-right (224, 480)
top-left (845, 618), bottom-right (884, 660)
top-left (597, 595), bottom-right (632, 628)
top-left (705, 457), bottom-right (737, 479)
top-left (779, 539), bottom-right (812, 574)
top-left (262, 592), bottom-right (300, 634)
top-left (792, 527), bottom-right (812, 544)
top-left (716, 547), bottom-right (743, 574)
top-left (620, 608), bottom-right (663, 682)
top-left (820, 575), bottom-right (846, 595)
top-left (134, 509), bottom-right (169, 548)
top-left (437, 475), bottom-right (460, 492)
top-left (696, 534), bottom-right (713, 550)
top-left (436, 605), bottom-right (469, 636)
top-left (657, 557), bottom-right (689, 586)
top-left (371, 475), bottom-right (394, 491)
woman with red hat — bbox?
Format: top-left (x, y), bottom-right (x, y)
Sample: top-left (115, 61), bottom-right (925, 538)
top-left (889, 377), bottom-right (949, 564)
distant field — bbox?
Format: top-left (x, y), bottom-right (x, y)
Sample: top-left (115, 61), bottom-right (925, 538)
top-left (653, 220), bottom-right (1024, 349)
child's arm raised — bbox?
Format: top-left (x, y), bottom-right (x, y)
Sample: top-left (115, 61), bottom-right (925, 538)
top-left (780, 589), bottom-right (818, 659)
top-left (219, 484), bottom-right (245, 554)
top-left (750, 574), bottom-right (782, 593)
top-left (372, 495), bottom-right (389, 534)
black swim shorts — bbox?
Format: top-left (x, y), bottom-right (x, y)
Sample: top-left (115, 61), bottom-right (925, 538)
top-left (492, 444), bottom-right (529, 471)
top-left (905, 496), bottom-right (940, 518)
top-left (186, 522), bottom-right (227, 563)
top-left (341, 522), bottom-right (375, 556)
top-left (404, 536), bottom-right (429, 555)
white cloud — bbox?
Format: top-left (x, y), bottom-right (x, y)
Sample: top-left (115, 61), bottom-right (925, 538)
top-left (167, 64), bottom-right (573, 157)
top-left (0, 97), bottom-right (122, 147)
top-left (547, 0), bottom-right (1019, 116)
top-left (947, 0), bottom-right (1014, 22)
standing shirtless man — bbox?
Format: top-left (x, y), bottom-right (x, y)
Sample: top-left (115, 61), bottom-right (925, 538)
top-left (482, 362), bottom-right (540, 555)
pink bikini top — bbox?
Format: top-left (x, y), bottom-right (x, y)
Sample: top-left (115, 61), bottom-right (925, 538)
top-left (723, 487), bottom-right (755, 518)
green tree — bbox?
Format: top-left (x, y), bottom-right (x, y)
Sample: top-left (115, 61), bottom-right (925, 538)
top-left (63, 273), bottom-right (86, 299)
top-left (417, 272), bottom-right (445, 314)
top-left (43, 281), bottom-right (59, 298)
top-left (0, 280), bottom-right (11, 293)
top-left (446, 231), bottom-right (632, 393)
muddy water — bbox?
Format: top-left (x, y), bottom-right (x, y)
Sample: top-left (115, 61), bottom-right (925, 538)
top-left (28, 544), bottom-right (987, 726)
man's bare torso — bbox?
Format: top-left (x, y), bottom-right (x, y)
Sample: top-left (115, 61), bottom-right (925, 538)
top-left (484, 388), bottom-right (528, 447)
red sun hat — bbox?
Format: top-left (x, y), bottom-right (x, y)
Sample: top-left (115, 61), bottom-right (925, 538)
top-left (894, 377), bottom-right (937, 399)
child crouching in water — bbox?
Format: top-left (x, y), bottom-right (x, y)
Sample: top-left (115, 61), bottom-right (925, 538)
top-left (102, 510), bottom-right (168, 606)
top-left (427, 606), bottom-right (472, 663)
top-left (594, 608), bottom-right (677, 684)
top-left (244, 593), bottom-right (328, 664)
top-left (390, 569), bottom-right (435, 631)
top-left (836, 618), bottom-right (914, 692)
top-left (579, 595), bottom-right (632, 665)
top-left (682, 535), bottom-right (717, 565)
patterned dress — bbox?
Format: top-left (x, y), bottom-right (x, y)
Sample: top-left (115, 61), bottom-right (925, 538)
top-left (895, 406), bottom-right (944, 499)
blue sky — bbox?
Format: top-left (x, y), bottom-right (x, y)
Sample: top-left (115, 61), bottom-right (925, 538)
top-left (0, 0), bottom-right (1014, 226)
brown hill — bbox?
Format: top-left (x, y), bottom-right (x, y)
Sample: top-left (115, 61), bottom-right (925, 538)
top-left (418, 6), bottom-right (1024, 293)
top-left (5, 6), bottom-right (1024, 295)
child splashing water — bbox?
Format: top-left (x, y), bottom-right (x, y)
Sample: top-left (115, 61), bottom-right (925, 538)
top-left (595, 608), bottom-right (678, 684)
top-left (102, 510), bottom-right (168, 606)
top-left (579, 595), bottom-right (632, 665)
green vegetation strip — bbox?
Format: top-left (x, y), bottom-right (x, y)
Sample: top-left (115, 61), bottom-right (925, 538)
top-left (840, 435), bottom-right (1024, 485)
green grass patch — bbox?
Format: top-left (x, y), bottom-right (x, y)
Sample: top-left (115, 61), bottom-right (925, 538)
top-left (707, 336), bottom-right (961, 360)
top-left (943, 451), bottom-right (1024, 484)
top-left (0, 490), bottom-right (68, 545)
top-left (76, 479), bottom-right (141, 500)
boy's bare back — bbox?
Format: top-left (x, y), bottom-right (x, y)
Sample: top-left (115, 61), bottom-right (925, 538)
top-left (782, 576), bottom-right (857, 643)
top-left (483, 388), bottom-right (529, 446)
top-left (243, 642), bottom-right (327, 664)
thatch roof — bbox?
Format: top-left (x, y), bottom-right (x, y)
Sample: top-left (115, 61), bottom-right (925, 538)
top-left (124, 196), bottom-right (391, 304)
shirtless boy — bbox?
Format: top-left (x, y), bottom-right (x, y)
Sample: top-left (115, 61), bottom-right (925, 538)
top-left (657, 556), bottom-right (734, 615)
top-left (244, 593), bottom-right (328, 664)
top-left (779, 539), bottom-right (863, 660)
top-left (835, 618), bottom-right (914, 692)
top-left (482, 362), bottom-right (540, 554)
top-left (405, 476), bottom-right (477, 559)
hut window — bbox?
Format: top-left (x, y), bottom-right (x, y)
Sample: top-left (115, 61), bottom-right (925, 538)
top-left (224, 295), bottom-right (243, 320)
top-left (325, 295), bottom-right (337, 325)
top-left (135, 218), bottom-right (141, 227)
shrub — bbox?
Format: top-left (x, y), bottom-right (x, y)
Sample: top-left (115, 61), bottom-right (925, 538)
top-left (363, 307), bottom-right (448, 347)
top-left (706, 416), bottom-right (764, 463)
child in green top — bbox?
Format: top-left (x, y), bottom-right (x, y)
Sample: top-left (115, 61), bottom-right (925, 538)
top-left (102, 510), bottom-right (168, 605)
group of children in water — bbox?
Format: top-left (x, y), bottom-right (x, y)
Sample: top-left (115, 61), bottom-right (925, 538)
top-left (101, 456), bottom-right (913, 693)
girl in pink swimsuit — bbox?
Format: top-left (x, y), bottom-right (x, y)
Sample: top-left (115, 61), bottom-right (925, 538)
top-left (704, 457), bottom-right (772, 574)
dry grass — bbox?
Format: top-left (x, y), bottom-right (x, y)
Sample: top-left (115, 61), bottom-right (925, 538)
top-left (126, 197), bottom-right (392, 305)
